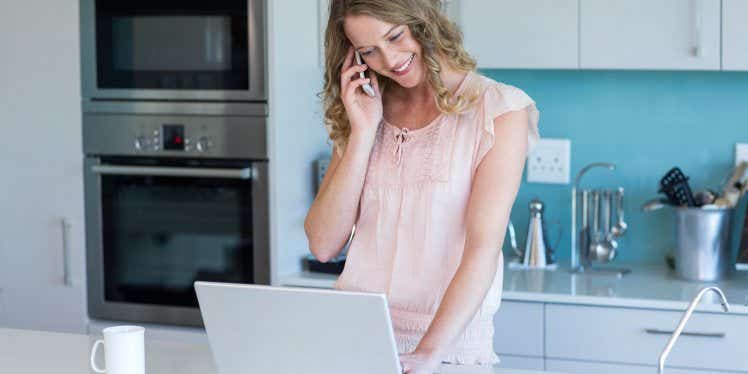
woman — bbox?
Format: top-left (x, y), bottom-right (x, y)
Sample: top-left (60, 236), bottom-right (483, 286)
top-left (305, 0), bottom-right (540, 372)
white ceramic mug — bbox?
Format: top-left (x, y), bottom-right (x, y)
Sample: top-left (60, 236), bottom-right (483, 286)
top-left (89, 325), bottom-right (145, 374)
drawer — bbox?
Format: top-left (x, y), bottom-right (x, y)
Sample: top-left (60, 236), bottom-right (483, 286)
top-left (545, 304), bottom-right (748, 372)
top-left (493, 300), bottom-right (543, 357)
top-left (546, 358), bottom-right (745, 374)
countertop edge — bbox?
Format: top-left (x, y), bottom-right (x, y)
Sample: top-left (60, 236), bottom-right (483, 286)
top-left (279, 271), bottom-right (748, 315)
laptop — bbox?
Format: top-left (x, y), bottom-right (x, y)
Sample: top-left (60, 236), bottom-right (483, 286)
top-left (194, 281), bottom-right (403, 374)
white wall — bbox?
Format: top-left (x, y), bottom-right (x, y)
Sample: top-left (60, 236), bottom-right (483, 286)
top-left (267, 1), bottom-right (330, 280)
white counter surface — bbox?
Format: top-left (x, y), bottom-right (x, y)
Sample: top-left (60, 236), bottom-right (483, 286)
top-left (281, 261), bottom-right (748, 314)
top-left (0, 328), bottom-right (557, 374)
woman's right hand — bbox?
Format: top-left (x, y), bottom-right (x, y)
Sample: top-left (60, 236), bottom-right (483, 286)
top-left (340, 46), bottom-right (383, 139)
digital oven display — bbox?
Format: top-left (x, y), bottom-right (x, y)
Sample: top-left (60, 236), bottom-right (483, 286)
top-left (163, 124), bottom-right (185, 151)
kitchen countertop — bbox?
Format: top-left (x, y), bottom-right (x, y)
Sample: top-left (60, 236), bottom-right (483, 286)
top-left (280, 260), bottom-right (748, 314)
top-left (0, 328), bottom-right (559, 374)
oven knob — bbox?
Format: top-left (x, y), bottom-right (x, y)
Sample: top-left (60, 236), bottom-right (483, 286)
top-left (196, 137), bottom-right (210, 152)
top-left (134, 136), bottom-right (149, 150)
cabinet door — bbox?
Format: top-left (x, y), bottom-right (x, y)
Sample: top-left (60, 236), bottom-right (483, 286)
top-left (546, 358), bottom-right (744, 374)
top-left (580, 0), bottom-right (721, 70)
top-left (460, 0), bottom-right (579, 69)
top-left (545, 304), bottom-right (748, 372)
top-left (723, 0), bottom-right (748, 71)
top-left (493, 301), bottom-right (544, 357)
top-left (0, 0), bottom-right (87, 333)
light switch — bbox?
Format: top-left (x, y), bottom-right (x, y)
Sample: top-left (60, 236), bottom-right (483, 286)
top-left (527, 138), bottom-right (571, 184)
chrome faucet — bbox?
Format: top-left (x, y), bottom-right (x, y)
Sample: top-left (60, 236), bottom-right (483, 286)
top-left (657, 286), bottom-right (730, 373)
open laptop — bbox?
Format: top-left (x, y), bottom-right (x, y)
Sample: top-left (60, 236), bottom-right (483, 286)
top-left (194, 281), bottom-right (403, 374)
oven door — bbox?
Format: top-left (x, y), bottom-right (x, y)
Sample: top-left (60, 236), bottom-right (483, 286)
top-left (84, 157), bottom-right (270, 326)
top-left (80, 0), bottom-right (266, 102)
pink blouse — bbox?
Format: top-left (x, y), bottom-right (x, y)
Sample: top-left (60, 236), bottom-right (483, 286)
top-left (333, 70), bottom-right (540, 365)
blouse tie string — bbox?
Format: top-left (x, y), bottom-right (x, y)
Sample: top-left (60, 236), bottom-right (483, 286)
top-left (393, 127), bottom-right (410, 166)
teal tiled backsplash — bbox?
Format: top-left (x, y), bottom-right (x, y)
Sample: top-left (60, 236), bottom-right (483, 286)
top-left (483, 69), bottom-right (748, 264)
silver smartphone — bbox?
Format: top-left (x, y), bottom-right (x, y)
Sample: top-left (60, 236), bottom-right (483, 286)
top-left (354, 51), bottom-right (376, 97)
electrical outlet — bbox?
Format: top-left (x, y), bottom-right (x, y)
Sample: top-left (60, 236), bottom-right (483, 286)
top-left (736, 143), bottom-right (748, 166)
top-left (527, 138), bottom-right (571, 184)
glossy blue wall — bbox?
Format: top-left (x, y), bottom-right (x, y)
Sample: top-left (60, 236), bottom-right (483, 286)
top-left (483, 69), bottom-right (748, 264)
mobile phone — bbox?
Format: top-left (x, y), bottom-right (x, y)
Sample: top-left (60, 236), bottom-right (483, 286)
top-left (354, 51), bottom-right (376, 97)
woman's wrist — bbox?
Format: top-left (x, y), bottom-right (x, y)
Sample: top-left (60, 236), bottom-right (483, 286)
top-left (413, 342), bottom-right (447, 364)
top-left (348, 125), bottom-right (378, 149)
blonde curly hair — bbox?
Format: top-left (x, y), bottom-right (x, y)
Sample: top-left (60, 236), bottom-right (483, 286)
top-left (319, 0), bottom-right (479, 154)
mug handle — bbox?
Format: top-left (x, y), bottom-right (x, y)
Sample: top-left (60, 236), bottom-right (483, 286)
top-left (90, 339), bottom-right (106, 373)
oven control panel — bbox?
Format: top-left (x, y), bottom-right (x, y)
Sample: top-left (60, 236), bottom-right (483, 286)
top-left (82, 110), bottom-right (267, 159)
top-left (133, 124), bottom-right (213, 153)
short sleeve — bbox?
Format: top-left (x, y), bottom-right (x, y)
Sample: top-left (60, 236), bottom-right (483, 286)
top-left (475, 82), bottom-right (540, 166)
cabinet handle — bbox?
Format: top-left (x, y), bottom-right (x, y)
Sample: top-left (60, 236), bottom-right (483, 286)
top-left (692, 0), bottom-right (706, 57)
top-left (61, 218), bottom-right (72, 287)
top-left (645, 328), bottom-right (724, 339)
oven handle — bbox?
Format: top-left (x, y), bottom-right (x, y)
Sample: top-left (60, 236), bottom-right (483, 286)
top-left (92, 165), bottom-right (254, 179)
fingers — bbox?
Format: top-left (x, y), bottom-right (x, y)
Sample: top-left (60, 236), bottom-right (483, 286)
top-left (369, 69), bottom-right (380, 95)
top-left (343, 77), bottom-right (372, 99)
top-left (399, 355), bottom-right (411, 373)
top-left (340, 63), bottom-right (370, 98)
top-left (341, 63), bottom-right (368, 84)
top-left (343, 46), bottom-right (354, 70)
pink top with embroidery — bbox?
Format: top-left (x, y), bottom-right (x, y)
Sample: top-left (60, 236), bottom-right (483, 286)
top-left (332, 71), bottom-right (540, 365)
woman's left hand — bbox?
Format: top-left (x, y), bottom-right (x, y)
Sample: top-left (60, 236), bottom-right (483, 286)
top-left (399, 349), bottom-right (443, 374)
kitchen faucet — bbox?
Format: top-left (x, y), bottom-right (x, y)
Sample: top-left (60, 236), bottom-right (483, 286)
top-left (657, 286), bottom-right (730, 373)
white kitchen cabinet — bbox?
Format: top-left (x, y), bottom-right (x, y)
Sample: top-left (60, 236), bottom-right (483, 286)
top-left (722, 0), bottom-right (748, 71)
top-left (579, 0), bottom-right (721, 70)
top-left (493, 301), bottom-right (544, 357)
top-left (546, 358), bottom-right (744, 374)
top-left (0, 0), bottom-right (87, 333)
top-left (545, 304), bottom-right (748, 372)
top-left (460, 0), bottom-right (579, 69)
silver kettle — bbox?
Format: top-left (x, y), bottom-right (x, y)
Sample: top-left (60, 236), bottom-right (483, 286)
top-left (507, 199), bottom-right (554, 268)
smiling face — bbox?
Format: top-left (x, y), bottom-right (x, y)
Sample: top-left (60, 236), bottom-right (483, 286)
top-left (343, 14), bottom-right (425, 89)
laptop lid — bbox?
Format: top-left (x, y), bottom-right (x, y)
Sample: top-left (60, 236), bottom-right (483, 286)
top-left (194, 281), bottom-right (402, 374)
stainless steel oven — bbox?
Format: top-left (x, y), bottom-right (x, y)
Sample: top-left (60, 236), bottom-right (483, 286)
top-left (83, 102), bottom-right (270, 327)
top-left (80, 0), bottom-right (266, 102)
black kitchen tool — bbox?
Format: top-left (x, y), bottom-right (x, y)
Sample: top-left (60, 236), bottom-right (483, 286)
top-left (305, 254), bottom-right (346, 274)
top-left (658, 167), bottom-right (696, 207)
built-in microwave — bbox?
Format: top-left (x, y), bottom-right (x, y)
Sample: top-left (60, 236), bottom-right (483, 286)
top-left (80, 0), bottom-right (266, 102)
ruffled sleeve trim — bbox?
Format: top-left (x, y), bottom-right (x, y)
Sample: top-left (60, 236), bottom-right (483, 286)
top-left (475, 81), bottom-right (540, 167)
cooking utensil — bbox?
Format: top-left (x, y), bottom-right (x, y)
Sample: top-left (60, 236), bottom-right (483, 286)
top-left (571, 162), bottom-right (616, 271)
top-left (579, 190), bottom-right (591, 264)
top-left (693, 189), bottom-right (717, 207)
top-left (610, 187), bottom-right (627, 237)
top-left (588, 190), bottom-right (606, 262)
top-left (596, 190), bottom-right (617, 263)
top-left (721, 161), bottom-right (748, 203)
top-left (658, 167), bottom-right (696, 206)
top-left (642, 197), bottom-right (669, 212)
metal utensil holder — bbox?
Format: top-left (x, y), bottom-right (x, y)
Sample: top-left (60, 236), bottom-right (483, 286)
top-left (571, 163), bottom-right (631, 276)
